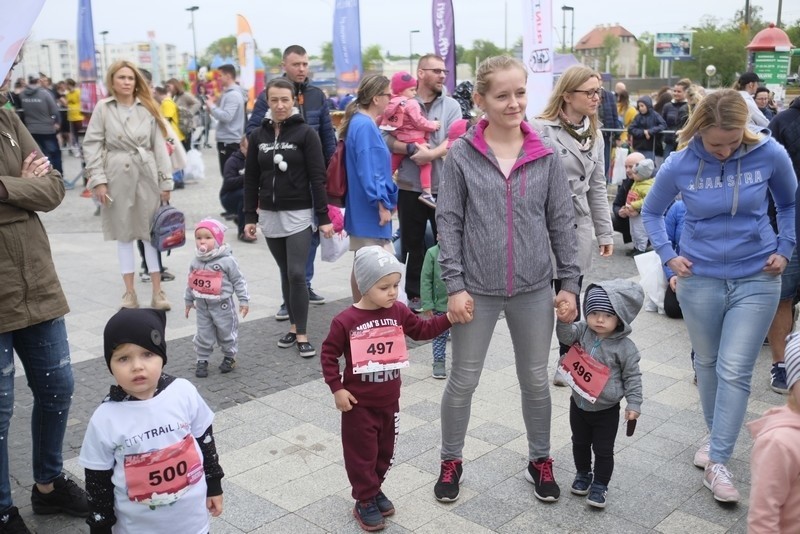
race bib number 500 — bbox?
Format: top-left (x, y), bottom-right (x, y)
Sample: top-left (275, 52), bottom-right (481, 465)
top-left (124, 434), bottom-right (204, 507)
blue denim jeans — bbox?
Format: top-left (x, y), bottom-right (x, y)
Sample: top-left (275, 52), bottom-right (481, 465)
top-left (677, 272), bottom-right (780, 464)
top-left (0, 317), bottom-right (73, 509)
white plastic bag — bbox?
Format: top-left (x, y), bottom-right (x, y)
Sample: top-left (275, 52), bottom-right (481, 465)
top-left (320, 232), bottom-right (349, 262)
top-left (611, 147), bottom-right (628, 185)
top-left (184, 149), bottom-right (205, 181)
top-left (634, 250), bottom-right (667, 313)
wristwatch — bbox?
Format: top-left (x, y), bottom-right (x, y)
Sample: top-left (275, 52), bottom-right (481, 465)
top-left (406, 143), bottom-right (418, 156)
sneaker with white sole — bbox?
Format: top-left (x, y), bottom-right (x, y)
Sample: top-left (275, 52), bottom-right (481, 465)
top-left (586, 482), bottom-right (608, 508)
top-left (525, 457), bottom-right (560, 502)
top-left (704, 462), bottom-right (740, 503)
top-left (434, 459), bottom-right (463, 502)
top-left (770, 362), bottom-right (789, 394)
top-left (693, 437), bottom-right (710, 468)
top-left (432, 361), bottom-right (446, 379)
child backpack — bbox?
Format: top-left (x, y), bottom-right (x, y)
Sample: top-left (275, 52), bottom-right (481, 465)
top-left (150, 203), bottom-right (186, 252)
top-left (326, 140), bottom-right (347, 208)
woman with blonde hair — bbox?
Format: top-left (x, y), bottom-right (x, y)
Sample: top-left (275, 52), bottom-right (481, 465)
top-left (434, 55), bottom-right (579, 504)
top-left (531, 65), bottom-right (614, 384)
top-left (84, 60), bottom-right (174, 310)
top-left (339, 74), bottom-right (399, 301)
top-left (642, 89), bottom-right (797, 503)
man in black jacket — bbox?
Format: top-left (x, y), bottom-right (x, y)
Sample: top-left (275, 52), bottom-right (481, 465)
top-left (660, 79), bottom-right (691, 159)
top-left (246, 45), bottom-right (337, 316)
top-left (764, 96), bottom-right (800, 394)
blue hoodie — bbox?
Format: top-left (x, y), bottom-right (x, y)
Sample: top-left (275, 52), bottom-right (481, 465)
top-left (642, 133), bottom-right (796, 280)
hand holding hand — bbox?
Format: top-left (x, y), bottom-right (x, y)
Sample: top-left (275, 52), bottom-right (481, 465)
top-left (447, 291), bottom-right (474, 323)
top-left (334, 389), bottom-right (357, 412)
top-left (554, 290), bottom-right (578, 323)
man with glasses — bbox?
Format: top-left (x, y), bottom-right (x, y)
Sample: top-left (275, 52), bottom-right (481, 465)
top-left (384, 54), bottom-right (461, 312)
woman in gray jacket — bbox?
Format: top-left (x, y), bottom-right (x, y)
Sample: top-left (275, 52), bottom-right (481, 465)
top-left (531, 65), bottom-right (614, 385)
top-left (434, 56), bottom-right (580, 505)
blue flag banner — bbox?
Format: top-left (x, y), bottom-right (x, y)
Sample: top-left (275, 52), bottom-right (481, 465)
top-left (333, 0), bottom-right (362, 94)
top-left (432, 0), bottom-right (456, 94)
top-left (77, 0), bottom-right (100, 113)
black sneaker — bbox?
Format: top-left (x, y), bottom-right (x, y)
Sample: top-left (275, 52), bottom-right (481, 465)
top-left (195, 360), bottom-right (209, 378)
top-left (277, 332), bottom-right (297, 348)
top-left (375, 491), bottom-right (395, 517)
top-left (30, 473), bottom-right (89, 517)
top-left (352, 498), bottom-right (385, 531)
top-left (434, 459), bottom-right (463, 502)
top-left (159, 270), bottom-right (175, 282)
top-left (308, 288), bottom-right (326, 305)
top-left (219, 357), bottom-right (236, 373)
top-left (297, 341), bottom-right (316, 358)
top-left (0, 507), bottom-right (30, 534)
top-left (275, 303), bottom-right (289, 321)
top-left (525, 457), bottom-right (560, 502)
top-left (586, 482), bottom-right (608, 508)
top-left (570, 472), bottom-right (592, 496)
top-left (771, 362), bottom-right (789, 394)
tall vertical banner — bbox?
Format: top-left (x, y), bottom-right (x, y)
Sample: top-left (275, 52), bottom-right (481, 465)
top-left (522, 0), bottom-right (554, 118)
top-left (432, 0), bottom-right (456, 94)
top-left (333, 0), bottom-right (362, 95)
top-left (236, 15), bottom-right (256, 110)
top-left (0, 0), bottom-right (45, 80)
top-left (77, 0), bottom-right (101, 114)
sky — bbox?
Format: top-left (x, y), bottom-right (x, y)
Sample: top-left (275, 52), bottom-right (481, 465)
top-left (30, 0), bottom-right (800, 59)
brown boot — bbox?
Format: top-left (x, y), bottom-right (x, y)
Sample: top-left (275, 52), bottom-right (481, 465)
top-left (151, 290), bottom-right (171, 311)
top-left (121, 291), bottom-right (139, 309)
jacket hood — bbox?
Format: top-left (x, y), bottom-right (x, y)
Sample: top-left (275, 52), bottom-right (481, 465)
top-left (584, 279), bottom-right (643, 337)
top-left (262, 107), bottom-right (303, 127)
top-left (747, 405), bottom-right (800, 438)
top-left (686, 130), bottom-right (771, 165)
top-left (23, 86), bottom-right (41, 97)
top-left (636, 95), bottom-right (653, 110)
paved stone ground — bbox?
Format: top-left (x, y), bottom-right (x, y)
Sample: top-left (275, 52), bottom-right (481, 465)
top-left (7, 145), bottom-right (785, 533)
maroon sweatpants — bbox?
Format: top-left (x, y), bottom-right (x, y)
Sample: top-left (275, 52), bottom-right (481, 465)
top-left (341, 400), bottom-right (400, 500)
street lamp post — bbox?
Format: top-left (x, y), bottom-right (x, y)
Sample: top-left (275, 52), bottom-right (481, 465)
top-left (409, 30), bottom-right (420, 73)
top-left (186, 6), bottom-right (199, 68)
top-left (562, 6), bottom-right (575, 53)
top-left (99, 30), bottom-right (109, 77)
top-left (698, 45), bottom-right (713, 86)
top-left (40, 44), bottom-right (53, 77)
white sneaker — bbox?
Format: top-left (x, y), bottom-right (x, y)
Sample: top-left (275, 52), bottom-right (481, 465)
top-left (693, 437), bottom-right (710, 468)
top-left (704, 463), bottom-right (740, 503)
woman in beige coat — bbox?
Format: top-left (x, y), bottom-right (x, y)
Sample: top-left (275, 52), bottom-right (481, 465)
top-left (530, 65), bottom-right (614, 384)
top-left (85, 60), bottom-right (174, 310)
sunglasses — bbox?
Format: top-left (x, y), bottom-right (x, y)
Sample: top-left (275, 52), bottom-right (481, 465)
top-left (420, 68), bottom-right (449, 76)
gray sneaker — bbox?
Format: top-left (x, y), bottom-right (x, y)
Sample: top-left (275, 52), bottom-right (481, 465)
top-left (195, 360), bottom-right (209, 378)
top-left (219, 357), bottom-right (236, 373)
top-left (432, 361), bottom-right (446, 379)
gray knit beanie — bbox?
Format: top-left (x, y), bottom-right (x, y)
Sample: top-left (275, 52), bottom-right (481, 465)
top-left (353, 246), bottom-right (404, 295)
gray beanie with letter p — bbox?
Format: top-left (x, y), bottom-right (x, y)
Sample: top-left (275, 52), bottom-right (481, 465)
top-left (354, 246), bottom-right (404, 295)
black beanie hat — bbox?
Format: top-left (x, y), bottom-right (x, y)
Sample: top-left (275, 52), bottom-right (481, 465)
top-left (103, 308), bottom-right (167, 371)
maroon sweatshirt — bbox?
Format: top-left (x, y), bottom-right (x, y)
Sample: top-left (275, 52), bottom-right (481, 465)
top-left (321, 303), bottom-right (451, 407)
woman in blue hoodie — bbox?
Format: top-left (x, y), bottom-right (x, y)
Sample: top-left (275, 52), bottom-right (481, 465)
top-left (642, 89), bottom-right (796, 504)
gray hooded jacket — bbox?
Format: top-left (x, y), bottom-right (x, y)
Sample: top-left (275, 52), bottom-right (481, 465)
top-left (20, 85), bottom-right (59, 135)
top-left (556, 278), bottom-right (644, 413)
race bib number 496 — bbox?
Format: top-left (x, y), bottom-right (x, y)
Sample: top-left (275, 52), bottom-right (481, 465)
top-left (559, 344), bottom-right (611, 404)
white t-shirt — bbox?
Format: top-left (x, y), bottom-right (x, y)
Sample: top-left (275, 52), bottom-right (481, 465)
top-left (79, 378), bottom-right (215, 534)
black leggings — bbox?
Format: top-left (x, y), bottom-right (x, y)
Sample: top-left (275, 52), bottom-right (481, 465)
top-left (570, 398), bottom-right (620, 486)
top-left (266, 227), bottom-right (312, 335)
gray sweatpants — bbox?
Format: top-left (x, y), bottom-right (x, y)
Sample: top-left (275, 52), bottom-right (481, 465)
top-left (440, 286), bottom-right (554, 461)
top-left (193, 297), bottom-right (239, 361)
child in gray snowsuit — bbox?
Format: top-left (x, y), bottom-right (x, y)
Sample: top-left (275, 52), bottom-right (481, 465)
top-left (555, 279), bottom-right (643, 510)
top-left (185, 218), bottom-right (250, 378)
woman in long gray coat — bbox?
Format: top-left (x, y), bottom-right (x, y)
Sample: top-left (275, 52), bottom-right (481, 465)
top-left (85, 60), bottom-right (173, 310)
top-left (531, 65), bottom-right (614, 384)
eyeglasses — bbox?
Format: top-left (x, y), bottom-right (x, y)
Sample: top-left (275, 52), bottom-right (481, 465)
top-left (571, 88), bottom-right (602, 99)
top-left (420, 68), bottom-right (449, 76)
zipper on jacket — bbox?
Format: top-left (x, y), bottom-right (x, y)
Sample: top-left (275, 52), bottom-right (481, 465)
top-left (272, 128), bottom-right (280, 205)
top-left (506, 178), bottom-right (514, 296)
top-left (720, 161), bottom-right (727, 271)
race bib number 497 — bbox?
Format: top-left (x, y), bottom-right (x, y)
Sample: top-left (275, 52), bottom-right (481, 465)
top-left (350, 325), bottom-right (409, 374)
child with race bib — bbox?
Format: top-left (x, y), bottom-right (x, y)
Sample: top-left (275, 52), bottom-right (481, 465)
top-left (184, 218), bottom-right (250, 378)
top-left (555, 279), bottom-right (643, 509)
top-left (80, 308), bottom-right (224, 534)
top-left (321, 246), bottom-right (464, 531)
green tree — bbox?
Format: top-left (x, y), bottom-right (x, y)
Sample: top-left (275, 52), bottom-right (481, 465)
top-left (320, 42), bottom-right (334, 69)
top-left (461, 40), bottom-right (506, 72)
top-left (202, 36), bottom-right (237, 65)
top-left (362, 44), bottom-right (384, 70)
top-left (601, 34), bottom-right (621, 75)
top-left (637, 32), bottom-right (659, 78)
top-left (261, 48), bottom-right (283, 68)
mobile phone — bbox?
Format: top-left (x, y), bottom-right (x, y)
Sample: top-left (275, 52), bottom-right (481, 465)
top-left (626, 419), bottom-right (637, 437)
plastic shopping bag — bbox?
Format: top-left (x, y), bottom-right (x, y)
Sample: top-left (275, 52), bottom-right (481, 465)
top-left (184, 149), bottom-right (205, 181)
top-left (320, 233), bottom-right (350, 263)
top-left (634, 250), bottom-right (667, 313)
top-left (611, 147), bottom-right (628, 185)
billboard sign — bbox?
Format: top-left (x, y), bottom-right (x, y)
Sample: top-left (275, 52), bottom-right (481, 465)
top-left (653, 32), bottom-right (692, 59)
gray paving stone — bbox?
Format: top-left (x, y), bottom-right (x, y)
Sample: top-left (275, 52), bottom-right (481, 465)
top-left (218, 481), bottom-right (289, 532)
top-left (459, 447), bottom-right (527, 492)
top-left (677, 486), bottom-right (748, 530)
top-left (403, 399), bottom-right (443, 422)
top-left (452, 493), bottom-right (528, 531)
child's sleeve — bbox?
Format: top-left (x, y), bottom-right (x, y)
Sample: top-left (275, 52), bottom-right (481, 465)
top-left (196, 424), bottom-right (224, 497)
top-left (84, 468), bottom-right (116, 534)
top-left (420, 249), bottom-right (435, 312)
top-left (226, 257), bottom-right (250, 303)
top-left (184, 265), bottom-right (195, 306)
top-left (619, 342), bottom-right (643, 413)
top-left (405, 99), bottom-right (439, 133)
top-left (748, 431), bottom-right (798, 533)
top-left (400, 305), bottom-right (451, 340)
top-left (555, 321), bottom-right (581, 347)
top-left (321, 318), bottom-right (348, 394)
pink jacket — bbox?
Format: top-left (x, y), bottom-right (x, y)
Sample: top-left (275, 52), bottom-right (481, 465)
top-left (747, 405), bottom-right (800, 533)
top-left (378, 96), bottom-right (438, 143)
